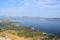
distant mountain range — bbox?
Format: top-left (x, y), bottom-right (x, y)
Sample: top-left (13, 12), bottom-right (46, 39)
top-left (0, 16), bottom-right (60, 21)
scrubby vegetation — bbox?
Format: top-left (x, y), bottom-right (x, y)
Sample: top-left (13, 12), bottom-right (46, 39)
top-left (0, 21), bottom-right (60, 40)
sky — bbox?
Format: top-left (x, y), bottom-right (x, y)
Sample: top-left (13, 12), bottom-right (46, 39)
top-left (0, 0), bottom-right (60, 18)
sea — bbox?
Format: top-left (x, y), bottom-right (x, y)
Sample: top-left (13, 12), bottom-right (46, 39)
top-left (12, 19), bottom-right (60, 35)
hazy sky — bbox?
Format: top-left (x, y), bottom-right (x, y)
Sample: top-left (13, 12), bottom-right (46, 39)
top-left (0, 0), bottom-right (60, 18)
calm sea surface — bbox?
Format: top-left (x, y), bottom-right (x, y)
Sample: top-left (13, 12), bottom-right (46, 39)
top-left (12, 19), bottom-right (60, 35)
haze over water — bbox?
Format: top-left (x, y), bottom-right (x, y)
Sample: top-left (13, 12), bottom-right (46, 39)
top-left (0, 0), bottom-right (60, 35)
top-left (12, 19), bottom-right (60, 35)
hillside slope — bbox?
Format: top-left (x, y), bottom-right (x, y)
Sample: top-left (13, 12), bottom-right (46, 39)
top-left (0, 22), bottom-right (60, 40)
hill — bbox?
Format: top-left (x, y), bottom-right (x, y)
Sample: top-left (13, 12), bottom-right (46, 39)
top-left (0, 21), bottom-right (60, 40)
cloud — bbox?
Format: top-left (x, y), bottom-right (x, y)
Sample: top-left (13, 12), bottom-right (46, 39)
top-left (0, 0), bottom-right (60, 13)
top-left (1, 0), bottom-right (60, 8)
top-left (15, 0), bottom-right (60, 8)
top-left (0, 0), bottom-right (60, 17)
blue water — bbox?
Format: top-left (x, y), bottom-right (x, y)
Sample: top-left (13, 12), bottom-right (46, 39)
top-left (12, 19), bottom-right (60, 35)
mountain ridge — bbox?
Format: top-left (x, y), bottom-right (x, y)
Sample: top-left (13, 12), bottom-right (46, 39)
top-left (0, 16), bottom-right (60, 21)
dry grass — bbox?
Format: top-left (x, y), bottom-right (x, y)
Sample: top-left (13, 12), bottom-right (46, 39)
top-left (0, 30), bottom-right (34, 40)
